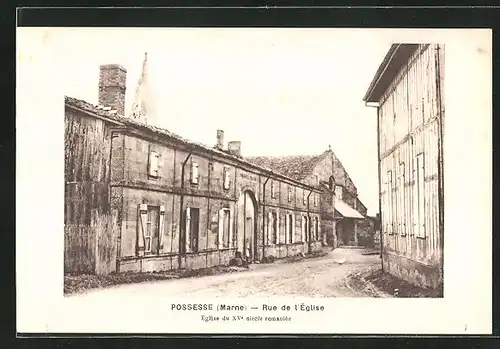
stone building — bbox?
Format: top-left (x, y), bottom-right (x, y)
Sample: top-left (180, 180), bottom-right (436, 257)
top-left (64, 55), bottom-right (323, 275)
top-left (246, 148), bottom-right (369, 249)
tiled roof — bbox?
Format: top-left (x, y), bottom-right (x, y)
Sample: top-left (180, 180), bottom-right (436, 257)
top-left (245, 153), bottom-right (328, 181)
top-left (64, 96), bottom-right (319, 189)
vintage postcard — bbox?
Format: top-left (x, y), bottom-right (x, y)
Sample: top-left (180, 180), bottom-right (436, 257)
top-left (16, 26), bottom-right (492, 335)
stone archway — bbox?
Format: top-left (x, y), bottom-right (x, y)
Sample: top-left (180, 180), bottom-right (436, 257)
top-left (236, 190), bottom-right (258, 262)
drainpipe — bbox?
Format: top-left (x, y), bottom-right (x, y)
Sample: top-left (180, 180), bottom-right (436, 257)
top-left (262, 174), bottom-right (271, 261)
top-left (178, 152), bottom-right (192, 269)
top-left (307, 189), bottom-right (313, 254)
top-left (365, 100), bottom-right (383, 272)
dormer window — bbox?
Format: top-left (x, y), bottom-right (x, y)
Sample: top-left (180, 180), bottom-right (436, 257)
top-left (191, 162), bottom-right (199, 184)
top-left (148, 150), bottom-right (160, 177)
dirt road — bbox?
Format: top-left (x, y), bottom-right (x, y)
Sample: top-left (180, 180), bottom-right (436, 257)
top-left (67, 247), bottom-right (387, 299)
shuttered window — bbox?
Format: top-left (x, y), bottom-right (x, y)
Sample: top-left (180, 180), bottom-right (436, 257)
top-left (148, 151), bottom-right (160, 177)
top-left (223, 167), bottom-right (230, 190)
top-left (138, 204), bottom-right (165, 255)
top-left (191, 162), bottom-right (199, 184)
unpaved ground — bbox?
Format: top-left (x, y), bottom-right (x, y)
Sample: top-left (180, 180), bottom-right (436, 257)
top-left (66, 248), bottom-right (390, 299)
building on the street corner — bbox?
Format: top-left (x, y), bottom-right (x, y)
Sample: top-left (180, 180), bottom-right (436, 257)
top-left (64, 53), bottom-right (324, 276)
top-left (245, 149), bottom-right (371, 249)
top-left (362, 44), bottom-right (445, 291)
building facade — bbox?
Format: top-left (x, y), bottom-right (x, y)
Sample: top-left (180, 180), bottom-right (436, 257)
top-left (64, 62), bottom-right (323, 276)
top-left (363, 44), bottom-right (444, 290)
top-left (246, 148), bottom-right (368, 250)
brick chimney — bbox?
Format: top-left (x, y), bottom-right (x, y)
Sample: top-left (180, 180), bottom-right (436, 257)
top-left (227, 141), bottom-right (241, 157)
top-left (216, 130), bottom-right (224, 150)
top-left (98, 64), bottom-right (127, 116)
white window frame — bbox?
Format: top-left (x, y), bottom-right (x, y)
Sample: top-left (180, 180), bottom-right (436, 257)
top-left (191, 162), bottom-right (199, 184)
top-left (148, 150), bottom-right (160, 177)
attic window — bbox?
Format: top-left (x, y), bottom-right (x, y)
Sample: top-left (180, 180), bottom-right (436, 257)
top-left (148, 150), bottom-right (160, 177)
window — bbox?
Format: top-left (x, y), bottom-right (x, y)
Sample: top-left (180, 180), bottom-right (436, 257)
top-left (286, 214), bottom-right (294, 243)
top-left (415, 153), bottom-right (426, 238)
top-left (271, 181), bottom-right (276, 198)
top-left (302, 216), bottom-right (307, 242)
top-left (219, 209), bottom-right (231, 248)
top-left (303, 191), bottom-right (307, 205)
top-left (223, 167), bottom-right (230, 190)
top-left (138, 204), bottom-right (165, 255)
top-left (272, 212), bottom-right (278, 244)
top-left (314, 194), bottom-right (318, 207)
top-left (288, 187), bottom-right (292, 202)
top-left (148, 150), bottom-right (160, 177)
top-left (185, 207), bottom-right (200, 252)
top-left (191, 162), bottom-right (199, 184)
top-left (399, 163), bottom-right (406, 236)
top-left (267, 212), bottom-right (278, 245)
top-left (314, 217), bottom-right (319, 240)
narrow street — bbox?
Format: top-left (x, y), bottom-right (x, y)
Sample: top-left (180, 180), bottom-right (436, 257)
top-left (67, 248), bottom-right (388, 299)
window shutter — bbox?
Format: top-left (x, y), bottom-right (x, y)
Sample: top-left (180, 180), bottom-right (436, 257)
top-left (185, 207), bottom-right (191, 251)
top-left (159, 205), bottom-right (166, 253)
top-left (224, 167), bottom-right (230, 190)
top-left (292, 214), bottom-right (296, 243)
top-left (276, 210), bottom-right (280, 244)
top-left (285, 215), bottom-right (289, 244)
top-left (229, 210), bottom-right (234, 248)
top-left (138, 204), bottom-right (148, 256)
top-left (267, 212), bottom-right (273, 245)
top-left (149, 151), bottom-right (160, 177)
top-left (191, 162), bottom-right (199, 184)
top-left (218, 209), bottom-right (224, 248)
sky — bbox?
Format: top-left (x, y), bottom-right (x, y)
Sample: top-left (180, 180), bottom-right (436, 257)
top-left (35, 28), bottom-right (393, 215)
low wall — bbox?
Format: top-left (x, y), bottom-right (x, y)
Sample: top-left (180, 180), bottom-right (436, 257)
top-left (119, 248), bottom-right (237, 273)
top-left (382, 251), bottom-right (443, 291)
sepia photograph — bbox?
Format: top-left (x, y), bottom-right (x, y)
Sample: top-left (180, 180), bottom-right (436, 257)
top-left (62, 30), bottom-right (443, 299)
top-left (16, 25), bottom-right (491, 334)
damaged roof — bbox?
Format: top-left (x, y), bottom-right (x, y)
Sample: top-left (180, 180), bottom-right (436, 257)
top-left (64, 96), bottom-right (320, 189)
top-left (245, 153), bottom-right (329, 181)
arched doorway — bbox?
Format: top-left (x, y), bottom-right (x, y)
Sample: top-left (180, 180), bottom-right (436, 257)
top-left (236, 190), bottom-right (258, 262)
